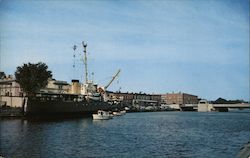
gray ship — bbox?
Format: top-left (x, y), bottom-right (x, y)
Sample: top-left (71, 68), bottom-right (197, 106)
top-left (25, 42), bottom-right (122, 116)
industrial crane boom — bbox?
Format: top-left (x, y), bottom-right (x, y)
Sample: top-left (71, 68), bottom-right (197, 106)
top-left (104, 69), bottom-right (121, 90)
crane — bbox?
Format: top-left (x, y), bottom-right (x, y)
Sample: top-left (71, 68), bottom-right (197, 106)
top-left (97, 69), bottom-right (121, 102)
top-left (104, 69), bottom-right (121, 90)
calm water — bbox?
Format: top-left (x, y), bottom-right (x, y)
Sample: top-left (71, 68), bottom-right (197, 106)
top-left (1, 111), bottom-right (250, 158)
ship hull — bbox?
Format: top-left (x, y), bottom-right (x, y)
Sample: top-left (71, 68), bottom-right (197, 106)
top-left (26, 98), bottom-right (118, 116)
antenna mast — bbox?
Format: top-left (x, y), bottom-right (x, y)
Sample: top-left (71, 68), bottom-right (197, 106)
top-left (82, 41), bottom-right (88, 84)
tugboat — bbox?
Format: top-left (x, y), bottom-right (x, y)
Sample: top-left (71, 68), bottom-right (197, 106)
top-left (25, 42), bottom-right (122, 116)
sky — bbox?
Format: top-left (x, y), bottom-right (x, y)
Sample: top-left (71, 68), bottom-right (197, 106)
top-left (0, 0), bottom-right (249, 101)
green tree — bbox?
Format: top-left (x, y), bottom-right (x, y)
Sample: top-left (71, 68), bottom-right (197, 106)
top-left (0, 71), bottom-right (5, 79)
top-left (15, 62), bottom-right (52, 96)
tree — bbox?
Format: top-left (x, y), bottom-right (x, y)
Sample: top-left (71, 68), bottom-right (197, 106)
top-left (0, 71), bottom-right (5, 79)
top-left (213, 97), bottom-right (228, 104)
top-left (15, 62), bottom-right (52, 96)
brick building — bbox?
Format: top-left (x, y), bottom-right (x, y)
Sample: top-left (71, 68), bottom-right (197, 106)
top-left (162, 92), bottom-right (198, 105)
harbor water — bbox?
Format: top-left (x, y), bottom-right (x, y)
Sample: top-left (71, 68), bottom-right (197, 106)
top-left (1, 111), bottom-right (250, 158)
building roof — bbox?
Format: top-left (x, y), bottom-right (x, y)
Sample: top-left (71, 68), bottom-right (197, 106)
top-left (0, 79), bottom-right (16, 85)
top-left (53, 81), bottom-right (69, 85)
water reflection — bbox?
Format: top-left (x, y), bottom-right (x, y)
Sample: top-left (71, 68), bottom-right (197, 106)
top-left (1, 112), bottom-right (250, 158)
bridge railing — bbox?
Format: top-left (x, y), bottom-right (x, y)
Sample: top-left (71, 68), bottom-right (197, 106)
top-left (212, 103), bottom-right (250, 108)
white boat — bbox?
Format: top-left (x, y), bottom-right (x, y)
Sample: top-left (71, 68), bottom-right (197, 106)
top-left (120, 110), bottom-right (126, 115)
top-left (92, 110), bottom-right (111, 120)
top-left (113, 111), bottom-right (122, 116)
top-left (113, 110), bottom-right (126, 116)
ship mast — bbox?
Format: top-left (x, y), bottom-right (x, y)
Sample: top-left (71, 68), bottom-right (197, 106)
top-left (82, 41), bottom-right (88, 84)
top-left (72, 45), bottom-right (77, 79)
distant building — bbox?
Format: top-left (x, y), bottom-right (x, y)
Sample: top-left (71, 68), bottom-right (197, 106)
top-left (0, 76), bottom-right (70, 107)
top-left (0, 75), bottom-right (23, 97)
top-left (162, 92), bottom-right (198, 105)
top-left (151, 94), bottom-right (162, 105)
top-left (40, 78), bottom-right (70, 94)
top-left (133, 93), bottom-right (156, 108)
top-left (0, 76), bottom-right (71, 97)
top-left (108, 92), bottom-right (161, 108)
top-left (0, 75), bottom-right (24, 107)
top-left (106, 92), bottom-right (133, 106)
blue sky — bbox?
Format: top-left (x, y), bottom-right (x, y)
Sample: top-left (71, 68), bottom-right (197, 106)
top-left (0, 0), bottom-right (249, 101)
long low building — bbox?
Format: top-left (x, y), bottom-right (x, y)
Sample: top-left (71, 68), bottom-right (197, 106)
top-left (107, 92), bottom-right (162, 108)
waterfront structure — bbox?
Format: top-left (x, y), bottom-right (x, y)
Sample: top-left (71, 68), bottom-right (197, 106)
top-left (0, 75), bottom-right (72, 108)
top-left (197, 99), bottom-right (250, 112)
top-left (40, 78), bottom-right (70, 94)
top-left (151, 94), bottom-right (162, 106)
top-left (0, 75), bottom-right (23, 97)
top-left (0, 76), bottom-right (71, 97)
top-left (106, 91), bottom-right (125, 103)
top-left (108, 92), bottom-right (161, 110)
top-left (107, 92), bottom-right (133, 107)
top-left (198, 100), bottom-right (214, 112)
top-left (133, 93), bottom-right (161, 108)
top-left (0, 75), bottom-right (24, 108)
top-left (162, 92), bottom-right (198, 105)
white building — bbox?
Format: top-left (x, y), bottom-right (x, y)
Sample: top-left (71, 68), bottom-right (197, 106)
top-left (0, 75), bottom-right (23, 97)
top-left (0, 75), bottom-right (24, 107)
top-left (40, 78), bottom-right (70, 94)
top-left (0, 76), bottom-right (70, 107)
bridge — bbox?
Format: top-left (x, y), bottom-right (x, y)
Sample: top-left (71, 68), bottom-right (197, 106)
top-left (213, 104), bottom-right (250, 108)
top-left (197, 100), bottom-right (250, 112)
top-left (179, 101), bottom-right (250, 112)
top-left (212, 103), bottom-right (250, 112)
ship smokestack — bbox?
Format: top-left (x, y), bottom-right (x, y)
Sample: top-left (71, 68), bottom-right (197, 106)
top-left (71, 79), bottom-right (80, 94)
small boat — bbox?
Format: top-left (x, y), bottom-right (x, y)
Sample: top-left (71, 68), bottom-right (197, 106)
top-left (113, 111), bottom-right (122, 116)
top-left (92, 110), bottom-right (111, 120)
top-left (120, 110), bottom-right (126, 115)
top-left (113, 110), bottom-right (126, 116)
